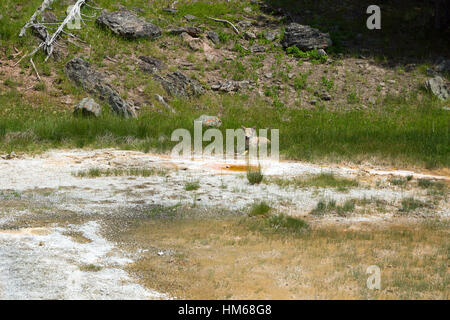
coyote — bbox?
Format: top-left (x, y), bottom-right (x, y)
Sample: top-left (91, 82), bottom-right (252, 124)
top-left (242, 127), bottom-right (271, 152)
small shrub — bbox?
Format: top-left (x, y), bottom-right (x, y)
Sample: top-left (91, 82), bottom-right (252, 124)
top-left (311, 198), bottom-right (356, 216)
top-left (346, 92), bottom-right (360, 104)
top-left (293, 74), bottom-right (308, 91)
top-left (321, 76), bottom-right (334, 90)
top-left (391, 177), bottom-right (407, 186)
top-left (286, 46), bottom-right (327, 63)
top-left (34, 82), bottom-right (46, 91)
top-left (79, 264), bottom-right (102, 272)
top-left (399, 197), bottom-right (426, 213)
top-left (417, 179), bottom-right (444, 190)
top-left (249, 201), bottom-right (271, 217)
top-left (247, 165), bottom-right (263, 185)
top-left (267, 214), bottom-right (309, 234)
top-left (185, 180), bottom-right (200, 191)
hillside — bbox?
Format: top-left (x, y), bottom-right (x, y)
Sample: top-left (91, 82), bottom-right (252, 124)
top-left (0, 0), bottom-right (449, 300)
top-left (0, 0), bottom-right (449, 168)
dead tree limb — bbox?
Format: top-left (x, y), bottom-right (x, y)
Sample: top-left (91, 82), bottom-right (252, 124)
top-left (19, 0), bottom-right (56, 37)
top-left (43, 0), bottom-right (87, 61)
top-left (30, 58), bottom-right (41, 81)
top-left (207, 17), bottom-right (240, 34)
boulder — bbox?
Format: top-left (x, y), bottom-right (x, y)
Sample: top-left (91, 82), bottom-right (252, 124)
top-left (211, 80), bottom-right (249, 93)
top-left (207, 31), bottom-right (220, 45)
top-left (436, 59), bottom-right (450, 73)
top-left (154, 71), bottom-right (205, 97)
top-left (74, 98), bottom-right (101, 117)
top-left (65, 58), bottom-right (136, 117)
top-left (195, 115), bottom-right (222, 128)
top-left (97, 10), bottom-right (161, 39)
top-left (184, 14), bottom-right (197, 21)
top-left (263, 31), bottom-right (279, 41)
top-left (168, 26), bottom-right (202, 37)
top-left (425, 76), bottom-right (449, 100)
top-left (138, 56), bottom-right (166, 73)
top-left (282, 23), bottom-right (332, 51)
top-left (251, 44), bottom-right (266, 53)
top-left (181, 32), bottom-right (205, 51)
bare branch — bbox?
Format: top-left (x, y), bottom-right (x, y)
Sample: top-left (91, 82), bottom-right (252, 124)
top-left (30, 58), bottom-right (41, 81)
top-left (207, 17), bottom-right (240, 34)
top-left (19, 0), bottom-right (56, 37)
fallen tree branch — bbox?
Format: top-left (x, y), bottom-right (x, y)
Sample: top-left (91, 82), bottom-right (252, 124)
top-left (207, 17), bottom-right (239, 34)
top-left (43, 0), bottom-right (87, 61)
top-left (19, 0), bottom-right (56, 37)
top-left (30, 58), bottom-right (41, 81)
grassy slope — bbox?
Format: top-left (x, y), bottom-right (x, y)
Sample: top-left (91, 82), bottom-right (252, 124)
top-left (0, 0), bottom-right (449, 168)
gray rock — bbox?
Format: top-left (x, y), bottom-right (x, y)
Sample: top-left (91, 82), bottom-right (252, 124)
top-left (207, 31), bottom-right (220, 45)
top-left (184, 14), bottom-right (197, 21)
top-left (251, 44), bottom-right (265, 53)
top-left (74, 98), bottom-right (102, 117)
top-left (65, 58), bottom-right (136, 117)
top-left (317, 49), bottom-right (328, 56)
top-left (138, 56), bottom-right (166, 73)
top-left (264, 31), bottom-right (279, 41)
top-left (427, 68), bottom-right (438, 77)
top-left (211, 80), bottom-right (249, 92)
top-left (155, 71), bottom-right (205, 97)
top-left (195, 115), bottom-right (222, 128)
top-left (236, 20), bottom-right (252, 29)
top-left (168, 26), bottom-right (202, 37)
top-left (436, 59), bottom-right (450, 73)
top-left (316, 90), bottom-right (331, 101)
top-left (425, 76), bottom-right (449, 100)
top-left (97, 10), bottom-right (161, 39)
top-left (282, 23), bottom-right (332, 51)
top-left (244, 31), bottom-right (256, 40)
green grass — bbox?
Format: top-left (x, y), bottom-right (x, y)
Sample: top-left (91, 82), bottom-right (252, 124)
top-left (311, 198), bottom-right (356, 216)
top-left (73, 167), bottom-right (167, 178)
top-left (247, 165), bottom-right (263, 185)
top-left (249, 201), bottom-right (271, 217)
top-left (269, 173), bottom-right (359, 191)
top-left (390, 177), bottom-right (408, 186)
top-left (184, 180), bottom-right (200, 191)
top-left (286, 46), bottom-right (328, 64)
top-left (399, 197), bottom-right (427, 213)
top-left (417, 179), bottom-right (445, 191)
top-left (79, 264), bottom-right (103, 272)
top-left (247, 211), bottom-right (309, 235)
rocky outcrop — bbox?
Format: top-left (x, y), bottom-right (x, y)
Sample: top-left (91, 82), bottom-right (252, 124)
top-left (65, 58), bottom-right (136, 117)
top-left (282, 23), bottom-right (332, 51)
top-left (154, 71), bottom-right (205, 97)
top-left (74, 98), bottom-right (101, 117)
top-left (211, 80), bottom-right (250, 93)
top-left (138, 56), bottom-right (166, 74)
top-left (207, 31), bottom-right (220, 45)
top-left (168, 26), bottom-right (202, 38)
top-left (425, 76), bottom-right (449, 100)
top-left (97, 10), bottom-right (161, 39)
